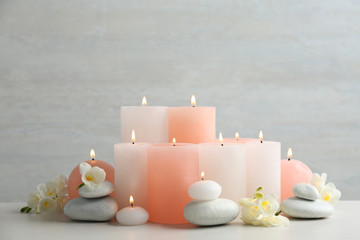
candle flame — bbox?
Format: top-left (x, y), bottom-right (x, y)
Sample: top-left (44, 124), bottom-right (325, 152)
top-left (191, 95), bottom-right (196, 107)
top-left (172, 138), bottom-right (176, 144)
top-left (235, 132), bottom-right (240, 140)
top-left (131, 129), bottom-right (136, 143)
top-left (219, 132), bottom-right (224, 145)
top-left (129, 195), bottom-right (134, 207)
top-left (287, 147), bottom-right (293, 159)
top-left (90, 149), bottom-right (95, 160)
top-left (142, 96), bottom-right (147, 106)
top-left (201, 171), bottom-right (205, 180)
top-left (259, 130), bottom-right (264, 141)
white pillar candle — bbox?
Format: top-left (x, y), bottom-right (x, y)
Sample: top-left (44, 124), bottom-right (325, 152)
top-left (116, 196), bottom-right (149, 226)
top-left (246, 131), bottom-right (281, 198)
top-left (114, 132), bottom-right (149, 210)
top-left (121, 97), bottom-right (168, 143)
top-left (197, 134), bottom-right (247, 202)
top-left (188, 172), bottom-right (222, 200)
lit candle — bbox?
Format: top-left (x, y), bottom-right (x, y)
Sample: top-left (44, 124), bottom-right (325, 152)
top-left (220, 132), bottom-right (258, 144)
top-left (197, 132), bottom-right (247, 202)
top-left (68, 149), bottom-right (114, 199)
top-left (147, 143), bottom-right (198, 224)
top-left (188, 171), bottom-right (222, 201)
top-left (168, 95), bottom-right (215, 144)
top-left (116, 195), bottom-right (149, 226)
top-left (121, 96), bottom-right (168, 143)
top-left (281, 147), bottom-right (313, 201)
top-left (114, 130), bottom-right (149, 210)
top-left (246, 131), bottom-right (281, 198)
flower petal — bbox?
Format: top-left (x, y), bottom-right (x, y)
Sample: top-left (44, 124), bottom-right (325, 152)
top-left (79, 162), bottom-right (91, 176)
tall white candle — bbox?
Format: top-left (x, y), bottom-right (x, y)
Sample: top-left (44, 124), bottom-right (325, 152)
top-left (197, 133), bottom-right (247, 202)
top-left (246, 131), bottom-right (281, 198)
top-left (121, 97), bottom-right (168, 143)
top-left (114, 131), bottom-right (149, 210)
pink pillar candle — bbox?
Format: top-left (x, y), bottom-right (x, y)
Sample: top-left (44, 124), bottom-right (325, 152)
top-left (168, 97), bottom-right (215, 144)
top-left (281, 148), bottom-right (313, 201)
top-left (121, 99), bottom-right (168, 143)
top-left (246, 139), bottom-right (281, 198)
top-left (147, 143), bottom-right (199, 224)
top-left (114, 142), bottom-right (149, 210)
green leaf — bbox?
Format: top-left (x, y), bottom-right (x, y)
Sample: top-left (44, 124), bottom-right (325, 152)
top-left (275, 210), bottom-right (282, 216)
top-left (25, 207), bottom-right (32, 213)
top-left (77, 183), bottom-right (85, 190)
top-left (20, 206), bottom-right (27, 213)
top-left (256, 187), bottom-right (263, 192)
top-left (254, 192), bottom-right (264, 199)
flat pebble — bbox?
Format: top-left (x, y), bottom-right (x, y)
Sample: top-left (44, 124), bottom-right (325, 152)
top-left (281, 197), bottom-right (334, 218)
top-left (64, 196), bottom-right (118, 221)
top-left (184, 198), bottom-right (239, 226)
top-left (78, 181), bottom-right (114, 198)
top-left (292, 183), bottom-right (320, 201)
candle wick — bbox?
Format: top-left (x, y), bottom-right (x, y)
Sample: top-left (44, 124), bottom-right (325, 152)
top-left (173, 144), bottom-right (175, 147)
top-left (221, 143), bottom-right (223, 146)
top-left (91, 158), bottom-right (94, 161)
top-left (260, 141), bottom-right (263, 143)
top-left (288, 158), bottom-right (291, 161)
top-left (131, 203), bottom-right (134, 208)
top-left (132, 142), bottom-right (135, 145)
top-left (201, 177), bottom-right (204, 181)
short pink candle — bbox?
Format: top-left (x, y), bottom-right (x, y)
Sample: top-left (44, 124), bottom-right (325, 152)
top-left (168, 95), bottom-right (215, 144)
top-left (281, 148), bottom-right (313, 201)
top-left (147, 142), bottom-right (198, 224)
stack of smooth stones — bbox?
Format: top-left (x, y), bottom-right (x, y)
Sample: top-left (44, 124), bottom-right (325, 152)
top-left (281, 183), bottom-right (334, 218)
top-left (64, 181), bottom-right (118, 221)
top-left (184, 179), bottom-right (239, 226)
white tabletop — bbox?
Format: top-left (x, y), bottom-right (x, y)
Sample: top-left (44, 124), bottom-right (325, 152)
top-left (1, 201), bottom-right (359, 240)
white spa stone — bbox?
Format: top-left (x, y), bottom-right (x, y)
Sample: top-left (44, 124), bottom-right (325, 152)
top-left (78, 181), bottom-right (115, 198)
top-left (281, 197), bottom-right (334, 218)
top-left (292, 183), bottom-right (320, 201)
top-left (188, 180), bottom-right (222, 201)
top-left (116, 206), bottom-right (149, 226)
top-left (64, 196), bottom-right (118, 221)
top-left (184, 198), bottom-right (239, 226)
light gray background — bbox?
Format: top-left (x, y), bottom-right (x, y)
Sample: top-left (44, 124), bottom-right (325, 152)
top-left (0, 0), bottom-right (359, 201)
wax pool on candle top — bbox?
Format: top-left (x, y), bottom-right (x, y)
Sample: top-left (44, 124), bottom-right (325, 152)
top-left (121, 97), bottom-right (168, 143)
top-left (147, 143), bottom-right (199, 224)
top-left (114, 132), bottom-right (148, 210)
top-left (168, 95), bottom-right (215, 144)
top-left (246, 132), bottom-right (281, 198)
top-left (281, 148), bottom-right (313, 201)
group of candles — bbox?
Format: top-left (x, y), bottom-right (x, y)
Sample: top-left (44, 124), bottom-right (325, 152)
top-left (113, 96), bottom-right (283, 224)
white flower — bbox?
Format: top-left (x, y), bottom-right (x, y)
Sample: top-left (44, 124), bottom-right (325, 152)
top-left (79, 162), bottom-right (106, 191)
top-left (259, 194), bottom-right (279, 217)
top-left (262, 215), bottom-right (290, 227)
top-left (320, 183), bottom-right (341, 205)
top-left (239, 198), bottom-right (256, 207)
top-left (53, 174), bottom-right (68, 197)
top-left (37, 181), bottom-right (58, 199)
top-left (310, 173), bottom-right (327, 192)
top-left (38, 198), bottom-right (57, 213)
top-left (242, 205), bottom-right (262, 225)
top-left (27, 192), bottom-right (40, 209)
